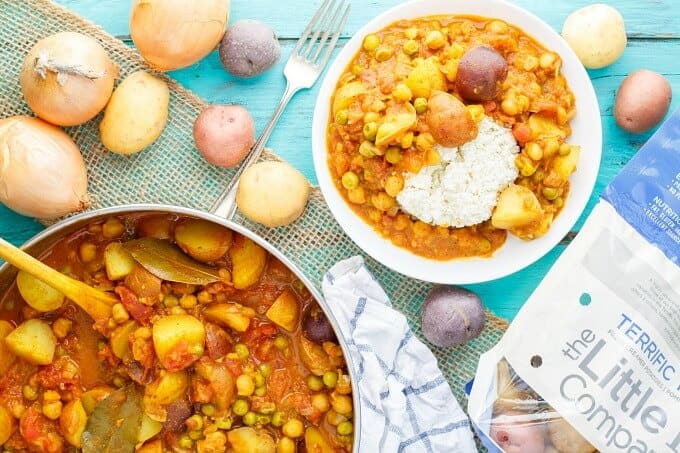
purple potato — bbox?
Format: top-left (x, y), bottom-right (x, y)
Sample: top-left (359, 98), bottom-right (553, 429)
top-left (455, 46), bottom-right (508, 102)
top-left (421, 286), bottom-right (485, 347)
top-left (303, 309), bottom-right (336, 343)
top-left (219, 20), bottom-right (281, 78)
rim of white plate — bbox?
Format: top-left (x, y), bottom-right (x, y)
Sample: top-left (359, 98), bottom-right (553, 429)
top-left (311, 0), bottom-right (602, 284)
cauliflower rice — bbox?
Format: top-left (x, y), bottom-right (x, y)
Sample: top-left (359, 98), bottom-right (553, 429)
top-left (396, 117), bottom-right (519, 228)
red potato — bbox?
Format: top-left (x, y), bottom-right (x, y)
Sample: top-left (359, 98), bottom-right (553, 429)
top-left (426, 90), bottom-right (478, 147)
top-left (455, 46), bottom-right (508, 102)
top-left (194, 105), bottom-right (255, 168)
top-left (614, 70), bottom-right (672, 133)
top-left (490, 410), bottom-right (546, 453)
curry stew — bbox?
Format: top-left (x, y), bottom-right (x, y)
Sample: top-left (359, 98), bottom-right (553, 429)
top-left (326, 15), bottom-right (580, 260)
top-left (0, 215), bottom-right (353, 452)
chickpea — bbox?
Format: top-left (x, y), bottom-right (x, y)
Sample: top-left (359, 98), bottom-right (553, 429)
top-left (242, 412), bottom-right (257, 426)
top-left (559, 143), bottom-right (572, 156)
top-left (307, 375), bottom-right (324, 391)
top-left (375, 46), bottom-right (394, 62)
top-left (52, 318), bottom-right (72, 339)
top-left (362, 34), bottom-right (380, 51)
top-left (79, 243), bottom-right (97, 263)
top-left (326, 409), bottom-right (346, 426)
top-left (415, 132), bottom-right (435, 153)
top-left (556, 106), bottom-right (568, 125)
top-left (400, 132), bottom-right (414, 149)
top-left (384, 175), bottom-right (404, 198)
top-left (163, 294), bottom-right (179, 308)
top-left (347, 187), bottom-right (366, 204)
top-left (232, 399), bottom-right (249, 416)
top-left (404, 27), bottom-right (418, 39)
top-left (425, 149), bottom-right (441, 166)
top-left (363, 112), bottom-right (380, 123)
top-left (542, 187), bottom-right (560, 200)
top-left (330, 394), bottom-right (353, 415)
top-left (23, 385), bottom-right (38, 401)
top-left (515, 155), bottom-right (536, 177)
top-left (351, 64), bottom-right (363, 76)
top-left (525, 142), bottom-right (543, 161)
top-left (282, 418), bottom-right (304, 438)
top-left (402, 39), bottom-right (419, 56)
top-left (102, 217), bottom-right (125, 239)
top-left (522, 55), bottom-right (539, 72)
top-left (467, 104), bottom-right (485, 123)
top-left (358, 141), bottom-right (378, 158)
top-left (196, 291), bottom-right (213, 304)
top-left (335, 109), bottom-right (349, 125)
top-left (277, 437), bottom-right (296, 453)
top-left (179, 294), bottom-right (197, 309)
top-left (392, 83), bottom-right (412, 102)
top-left (43, 401), bottom-right (63, 420)
top-left (362, 122), bottom-right (378, 141)
top-left (341, 171), bottom-right (359, 190)
top-left (271, 411), bottom-right (285, 427)
top-left (543, 138), bottom-right (560, 158)
top-left (311, 393), bottom-right (330, 413)
top-left (425, 30), bottom-right (446, 49)
top-left (337, 421), bottom-right (354, 436)
top-left (371, 193), bottom-right (395, 212)
top-left (501, 98), bottom-right (519, 116)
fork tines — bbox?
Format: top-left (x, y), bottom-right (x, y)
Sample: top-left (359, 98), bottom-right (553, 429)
top-left (293, 0), bottom-right (351, 67)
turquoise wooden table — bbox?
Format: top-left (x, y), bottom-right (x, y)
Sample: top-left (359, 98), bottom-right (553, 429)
top-left (1, 0), bottom-right (678, 321)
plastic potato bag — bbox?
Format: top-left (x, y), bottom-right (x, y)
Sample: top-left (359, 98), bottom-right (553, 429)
top-left (469, 108), bottom-right (680, 453)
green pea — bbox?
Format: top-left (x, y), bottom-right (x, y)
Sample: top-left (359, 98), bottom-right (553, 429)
top-left (201, 404), bottom-right (216, 417)
top-left (362, 34), bottom-right (380, 51)
top-left (358, 141), bottom-right (378, 158)
top-left (178, 434), bottom-right (193, 449)
top-left (323, 371), bottom-right (338, 388)
top-left (363, 122), bottom-right (378, 141)
top-left (335, 109), bottom-right (349, 125)
top-left (307, 375), bottom-right (324, 391)
top-left (553, 196), bottom-right (564, 208)
top-left (413, 97), bottom-right (428, 114)
top-left (271, 411), bottom-right (285, 427)
top-left (341, 171), bottom-right (359, 190)
top-left (274, 336), bottom-right (289, 350)
top-left (385, 147), bottom-right (403, 164)
top-left (542, 187), bottom-right (559, 201)
top-left (337, 421), bottom-right (354, 435)
top-left (351, 64), bottom-right (363, 76)
top-left (234, 343), bottom-right (249, 360)
top-left (258, 363), bottom-right (272, 378)
top-left (257, 415), bottom-right (272, 425)
top-left (188, 430), bottom-right (203, 441)
top-left (232, 399), bottom-right (249, 416)
top-left (215, 418), bottom-right (232, 430)
top-left (163, 294), bottom-right (179, 308)
top-left (255, 386), bottom-right (267, 397)
top-left (254, 373), bottom-right (266, 388)
top-left (186, 414), bottom-right (203, 431)
top-left (402, 39), bottom-right (419, 56)
top-left (243, 411), bottom-right (258, 426)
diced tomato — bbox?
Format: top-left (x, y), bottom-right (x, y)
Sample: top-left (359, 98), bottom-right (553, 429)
top-left (512, 122), bottom-right (532, 144)
top-left (222, 357), bottom-right (243, 377)
top-left (36, 358), bottom-right (79, 389)
top-left (20, 408), bottom-right (63, 453)
top-left (267, 369), bottom-right (292, 403)
top-left (255, 339), bottom-right (276, 362)
top-left (115, 286), bottom-right (153, 325)
top-left (240, 321), bottom-right (278, 346)
top-left (162, 341), bottom-right (198, 372)
top-left (20, 408), bottom-right (42, 443)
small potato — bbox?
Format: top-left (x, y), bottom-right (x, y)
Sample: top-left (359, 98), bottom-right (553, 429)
top-left (236, 161), bottom-right (311, 227)
top-left (614, 70), bottom-right (672, 133)
top-left (194, 105), bottom-right (255, 168)
top-left (174, 218), bottom-right (233, 262)
top-left (99, 70), bottom-right (169, 155)
top-left (229, 235), bottom-right (267, 290)
top-left (490, 410), bottom-right (546, 453)
top-left (219, 20), bottom-right (281, 78)
top-left (455, 46), bottom-right (508, 102)
top-left (562, 4), bottom-right (626, 69)
top-left (426, 90), bottom-right (478, 147)
top-left (0, 321), bottom-right (15, 375)
top-left (152, 315), bottom-right (205, 371)
top-left (421, 286), bottom-right (485, 348)
top-left (5, 319), bottom-right (56, 365)
top-left (0, 405), bottom-right (14, 446)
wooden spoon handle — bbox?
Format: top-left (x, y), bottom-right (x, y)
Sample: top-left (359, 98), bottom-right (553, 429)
top-left (0, 237), bottom-right (116, 321)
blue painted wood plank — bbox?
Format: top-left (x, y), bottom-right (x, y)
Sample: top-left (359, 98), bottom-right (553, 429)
top-left (1, 0), bottom-right (678, 321)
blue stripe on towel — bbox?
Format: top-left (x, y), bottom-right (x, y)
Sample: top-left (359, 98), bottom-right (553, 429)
top-left (397, 420), bottom-right (471, 452)
top-left (403, 376), bottom-right (447, 396)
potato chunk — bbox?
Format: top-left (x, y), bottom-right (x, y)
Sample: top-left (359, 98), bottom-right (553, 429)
top-left (227, 427), bottom-right (275, 453)
top-left (305, 426), bottom-right (335, 453)
top-left (144, 371), bottom-right (189, 407)
top-left (0, 405), bottom-right (14, 446)
top-left (266, 289), bottom-right (300, 332)
top-left (229, 235), bottom-right (267, 289)
top-left (110, 320), bottom-right (139, 359)
top-left (0, 320), bottom-right (15, 375)
top-left (332, 81), bottom-right (367, 117)
top-left (406, 57), bottom-right (446, 98)
top-left (60, 399), bottom-right (87, 448)
top-left (104, 243), bottom-right (136, 281)
top-left (375, 103), bottom-right (417, 148)
top-left (174, 219), bottom-right (233, 263)
top-left (203, 303), bottom-right (255, 332)
top-left (5, 319), bottom-right (55, 365)
top-left (152, 315), bottom-right (205, 371)
top-left (491, 185), bottom-right (544, 230)
top-left (553, 145), bottom-right (581, 180)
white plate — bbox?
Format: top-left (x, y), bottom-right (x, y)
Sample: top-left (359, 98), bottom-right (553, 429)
top-left (312, 0), bottom-right (602, 284)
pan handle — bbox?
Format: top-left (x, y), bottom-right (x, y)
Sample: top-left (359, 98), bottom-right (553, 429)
top-left (210, 82), bottom-right (299, 218)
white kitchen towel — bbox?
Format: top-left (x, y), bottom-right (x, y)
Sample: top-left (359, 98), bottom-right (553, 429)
top-left (322, 256), bottom-right (477, 453)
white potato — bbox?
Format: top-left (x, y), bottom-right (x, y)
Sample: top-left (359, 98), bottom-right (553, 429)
top-left (562, 4), bottom-right (626, 69)
top-left (99, 70), bottom-right (169, 155)
top-left (236, 161), bottom-right (310, 227)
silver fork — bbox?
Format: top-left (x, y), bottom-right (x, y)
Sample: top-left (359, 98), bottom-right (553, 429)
top-left (211, 0), bottom-right (351, 219)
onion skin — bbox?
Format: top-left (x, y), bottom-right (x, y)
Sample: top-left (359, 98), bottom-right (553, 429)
top-left (130, 0), bottom-right (230, 71)
top-left (0, 116), bottom-right (88, 219)
top-left (20, 32), bottom-right (117, 127)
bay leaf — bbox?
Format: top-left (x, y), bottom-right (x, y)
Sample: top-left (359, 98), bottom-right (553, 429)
top-left (82, 385), bottom-right (143, 453)
top-left (123, 238), bottom-right (221, 285)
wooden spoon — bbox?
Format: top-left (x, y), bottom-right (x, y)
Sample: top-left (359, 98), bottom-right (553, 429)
top-left (0, 237), bottom-right (116, 321)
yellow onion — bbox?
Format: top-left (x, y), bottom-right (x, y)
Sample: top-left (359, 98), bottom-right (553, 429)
top-left (20, 32), bottom-right (118, 127)
top-left (130, 0), bottom-right (230, 71)
top-left (0, 116), bottom-right (89, 219)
